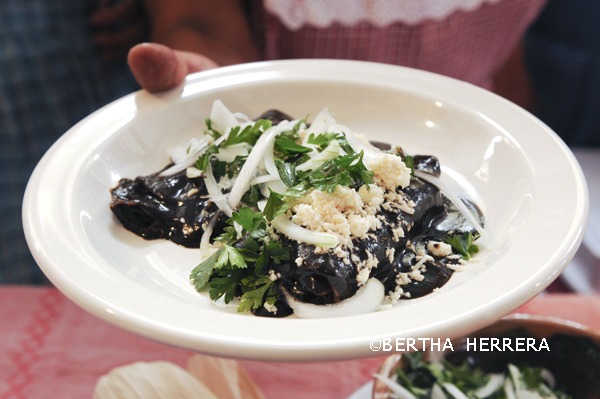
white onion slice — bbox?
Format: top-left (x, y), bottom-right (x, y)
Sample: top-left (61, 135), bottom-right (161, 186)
top-left (443, 383), bottom-right (470, 399)
top-left (284, 278), bottom-right (384, 318)
top-left (504, 378), bottom-right (518, 399)
top-left (373, 373), bottom-right (417, 399)
top-left (203, 163), bottom-right (233, 217)
top-left (249, 174), bottom-right (280, 186)
top-left (161, 137), bottom-right (211, 176)
top-left (170, 137), bottom-right (209, 164)
top-left (209, 100), bottom-right (239, 134)
top-left (431, 383), bottom-right (448, 399)
top-left (227, 121), bottom-right (296, 209)
top-left (233, 112), bottom-right (251, 123)
top-left (414, 170), bottom-right (489, 244)
top-left (271, 214), bottom-right (338, 248)
top-left (327, 123), bottom-right (380, 165)
top-left (263, 140), bottom-right (279, 176)
top-left (214, 143), bottom-right (250, 163)
top-left (540, 369), bottom-right (556, 389)
top-left (303, 108), bottom-right (337, 145)
top-left (475, 374), bottom-right (505, 398)
top-left (259, 180), bottom-right (288, 197)
top-left (186, 167), bottom-right (203, 178)
top-left (199, 212), bottom-right (220, 260)
top-left (296, 139), bottom-right (341, 171)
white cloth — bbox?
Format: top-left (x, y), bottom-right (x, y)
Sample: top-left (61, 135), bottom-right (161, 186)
top-left (263, 0), bottom-right (501, 30)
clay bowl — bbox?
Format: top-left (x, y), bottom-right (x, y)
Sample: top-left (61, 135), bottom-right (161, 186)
top-left (373, 314), bottom-right (600, 399)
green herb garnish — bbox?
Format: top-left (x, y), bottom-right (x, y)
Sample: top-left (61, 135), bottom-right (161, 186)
top-left (190, 207), bottom-right (290, 312)
top-left (444, 231), bottom-right (480, 260)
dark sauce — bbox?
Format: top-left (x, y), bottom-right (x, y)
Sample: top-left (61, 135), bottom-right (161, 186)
top-left (109, 110), bottom-right (484, 316)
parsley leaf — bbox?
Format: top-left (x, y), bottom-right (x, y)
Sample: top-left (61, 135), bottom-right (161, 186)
top-left (241, 184), bottom-right (260, 206)
top-left (225, 155), bottom-right (248, 178)
top-left (332, 150), bottom-right (374, 187)
top-left (231, 207), bottom-right (266, 239)
top-left (275, 158), bottom-right (296, 188)
top-left (441, 359), bottom-right (489, 394)
top-left (519, 366), bottom-right (544, 391)
top-left (310, 167), bottom-right (353, 193)
top-left (212, 160), bottom-right (228, 179)
top-left (403, 154), bottom-right (415, 178)
top-left (190, 247), bottom-right (225, 291)
top-left (237, 274), bottom-right (276, 313)
top-left (195, 144), bottom-right (219, 172)
top-left (189, 243), bottom-right (247, 294)
top-left (444, 231), bottom-right (480, 260)
top-left (335, 135), bottom-right (356, 155)
top-left (222, 119), bottom-right (271, 147)
top-left (274, 137), bottom-right (312, 158)
top-left (255, 240), bottom-right (291, 273)
top-left (205, 118), bottom-right (222, 139)
top-left (395, 367), bottom-right (429, 398)
top-left (307, 132), bottom-right (341, 152)
top-left (263, 189), bottom-right (291, 221)
top-left (221, 244), bottom-right (247, 268)
top-left (208, 266), bottom-right (250, 303)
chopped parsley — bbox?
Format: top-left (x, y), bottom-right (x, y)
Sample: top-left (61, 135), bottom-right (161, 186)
top-left (306, 132), bottom-right (340, 152)
top-left (262, 143), bottom-right (374, 221)
top-left (204, 118), bottom-right (222, 139)
top-left (222, 119), bottom-right (272, 147)
top-left (190, 207), bottom-right (290, 313)
top-left (195, 144), bottom-right (219, 172)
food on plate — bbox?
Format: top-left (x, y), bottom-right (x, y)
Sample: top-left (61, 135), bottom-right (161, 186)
top-left (375, 324), bottom-right (600, 399)
top-left (110, 100), bottom-right (485, 318)
top-left (376, 351), bottom-right (570, 399)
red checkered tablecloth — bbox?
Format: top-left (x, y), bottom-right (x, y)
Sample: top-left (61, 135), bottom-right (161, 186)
top-left (1, 287), bottom-right (599, 399)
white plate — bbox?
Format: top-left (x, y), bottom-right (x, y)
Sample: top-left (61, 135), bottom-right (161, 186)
top-left (23, 60), bottom-right (588, 361)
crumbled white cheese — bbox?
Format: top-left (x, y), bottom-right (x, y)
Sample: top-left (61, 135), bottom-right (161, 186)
top-left (266, 225), bottom-right (280, 241)
top-left (333, 246), bottom-right (349, 259)
top-left (264, 302), bottom-right (278, 314)
top-left (267, 270), bottom-right (282, 281)
top-left (369, 153), bottom-right (411, 191)
top-left (396, 272), bottom-right (411, 286)
top-left (356, 250), bottom-right (379, 285)
top-left (295, 257), bottom-right (304, 266)
top-left (406, 240), bottom-right (426, 257)
top-left (387, 285), bottom-right (404, 304)
top-left (408, 268), bottom-right (425, 282)
top-left (447, 263), bottom-right (465, 272)
top-left (358, 184), bottom-right (384, 215)
top-left (392, 226), bottom-right (405, 242)
top-left (356, 266), bottom-right (370, 286)
top-left (386, 247), bottom-right (395, 263)
top-left (291, 185), bottom-right (381, 247)
top-left (408, 254), bottom-right (433, 282)
top-left (427, 241), bottom-right (453, 257)
top-left (383, 191), bottom-right (415, 215)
